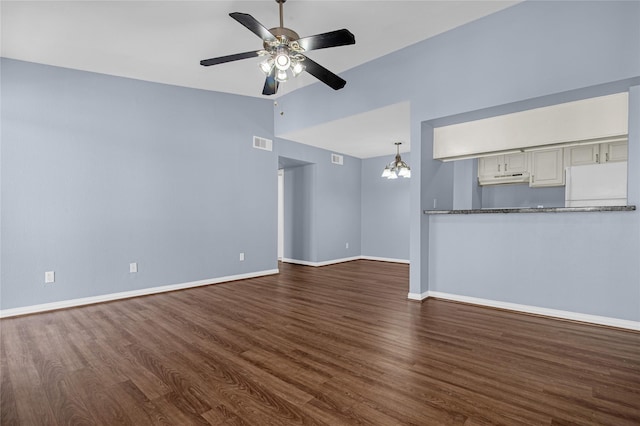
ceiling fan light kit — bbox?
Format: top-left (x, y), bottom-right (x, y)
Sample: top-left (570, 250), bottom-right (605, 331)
top-left (200, 0), bottom-right (355, 96)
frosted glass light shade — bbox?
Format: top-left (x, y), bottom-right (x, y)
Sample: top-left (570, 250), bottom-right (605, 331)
top-left (291, 61), bottom-right (304, 76)
top-left (276, 69), bottom-right (288, 82)
top-left (275, 50), bottom-right (291, 71)
top-left (259, 58), bottom-right (274, 75)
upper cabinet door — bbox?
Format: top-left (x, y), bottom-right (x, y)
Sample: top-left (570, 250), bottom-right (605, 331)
top-left (602, 140), bottom-right (628, 163)
top-left (530, 148), bottom-right (564, 187)
top-left (564, 144), bottom-right (599, 167)
top-left (504, 152), bottom-right (528, 174)
top-left (478, 155), bottom-right (503, 179)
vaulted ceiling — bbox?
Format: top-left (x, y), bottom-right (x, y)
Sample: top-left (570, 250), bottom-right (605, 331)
top-left (1, 1), bottom-right (519, 158)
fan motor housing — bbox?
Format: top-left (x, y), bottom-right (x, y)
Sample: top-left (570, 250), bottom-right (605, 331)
top-left (267, 27), bottom-right (300, 46)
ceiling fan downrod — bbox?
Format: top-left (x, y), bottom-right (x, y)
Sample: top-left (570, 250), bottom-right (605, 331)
top-left (277, 0), bottom-right (286, 29)
top-left (268, 0), bottom-right (299, 46)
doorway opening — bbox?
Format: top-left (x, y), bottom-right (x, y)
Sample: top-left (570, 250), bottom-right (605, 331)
top-left (277, 156), bottom-right (315, 263)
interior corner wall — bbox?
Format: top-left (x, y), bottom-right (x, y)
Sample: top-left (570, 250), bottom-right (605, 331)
top-left (277, 138), bottom-right (361, 264)
top-left (0, 58), bottom-right (277, 311)
top-left (283, 164), bottom-right (316, 262)
top-left (361, 154), bottom-right (410, 261)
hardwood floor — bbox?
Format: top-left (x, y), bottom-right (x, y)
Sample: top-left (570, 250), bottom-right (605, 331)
top-left (2, 260), bottom-right (639, 425)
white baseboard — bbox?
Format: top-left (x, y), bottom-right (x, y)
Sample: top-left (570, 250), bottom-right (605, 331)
top-left (283, 255), bottom-right (409, 267)
top-left (427, 291), bottom-right (640, 331)
top-left (360, 255), bottom-right (410, 264)
top-left (0, 269), bottom-right (279, 319)
top-left (282, 256), bottom-right (361, 267)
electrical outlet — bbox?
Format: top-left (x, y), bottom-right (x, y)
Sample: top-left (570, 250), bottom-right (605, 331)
top-left (129, 262), bottom-right (138, 273)
top-left (346, 242), bottom-right (349, 249)
top-left (239, 252), bottom-right (245, 261)
top-left (45, 271), bottom-right (55, 284)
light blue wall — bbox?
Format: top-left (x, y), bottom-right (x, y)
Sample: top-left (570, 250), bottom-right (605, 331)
top-left (452, 160), bottom-right (481, 210)
top-left (275, 1), bottom-right (640, 321)
top-left (1, 59), bottom-right (277, 310)
top-left (3, 1), bottom-right (639, 323)
top-left (481, 184), bottom-right (566, 209)
top-left (283, 164), bottom-right (316, 261)
top-left (277, 138), bottom-right (361, 263)
top-left (428, 210), bottom-right (640, 321)
top-left (361, 154), bottom-right (410, 261)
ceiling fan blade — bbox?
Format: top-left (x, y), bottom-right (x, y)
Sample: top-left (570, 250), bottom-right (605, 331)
top-left (296, 29), bottom-right (355, 52)
top-left (229, 12), bottom-right (277, 42)
top-left (262, 72), bottom-right (279, 96)
top-left (200, 50), bottom-right (261, 67)
top-left (302, 56), bottom-right (346, 91)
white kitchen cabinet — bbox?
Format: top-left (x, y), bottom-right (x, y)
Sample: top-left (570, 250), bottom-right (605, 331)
top-left (478, 155), bottom-right (502, 180)
top-left (530, 148), bottom-right (564, 187)
top-left (601, 140), bottom-right (628, 163)
top-left (564, 144), bottom-right (599, 167)
top-left (477, 140), bottom-right (625, 188)
top-left (504, 153), bottom-right (528, 174)
top-left (564, 140), bottom-right (628, 167)
top-left (478, 152), bottom-right (529, 185)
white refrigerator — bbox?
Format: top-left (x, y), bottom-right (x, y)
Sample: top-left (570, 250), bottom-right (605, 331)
top-left (565, 162), bottom-right (627, 207)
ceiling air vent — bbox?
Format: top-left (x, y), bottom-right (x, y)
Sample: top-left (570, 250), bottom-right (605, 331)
top-left (331, 153), bottom-right (344, 165)
top-left (253, 136), bottom-right (273, 151)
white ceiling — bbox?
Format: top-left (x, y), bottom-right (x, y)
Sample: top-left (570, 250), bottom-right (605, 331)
top-left (1, 0), bottom-right (519, 158)
top-left (279, 101), bottom-right (412, 158)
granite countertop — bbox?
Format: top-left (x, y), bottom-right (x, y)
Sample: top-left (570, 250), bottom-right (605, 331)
top-left (424, 206), bottom-right (636, 215)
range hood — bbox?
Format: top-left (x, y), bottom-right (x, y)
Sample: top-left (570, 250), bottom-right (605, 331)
top-left (478, 171), bottom-right (530, 186)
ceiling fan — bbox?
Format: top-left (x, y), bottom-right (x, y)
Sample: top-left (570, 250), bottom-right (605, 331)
top-left (200, 0), bottom-right (355, 96)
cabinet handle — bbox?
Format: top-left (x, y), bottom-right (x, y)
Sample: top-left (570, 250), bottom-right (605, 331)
top-left (498, 164), bottom-right (501, 172)
top-left (596, 153), bottom-right (599, 163)
top-left (505, 163), bottom-right (508, 172)
top-left (606, 152), bottom-right (609, 162)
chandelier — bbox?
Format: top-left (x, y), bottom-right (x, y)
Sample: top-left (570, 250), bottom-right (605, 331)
top-left (381, 142), bottom-right (411, 179)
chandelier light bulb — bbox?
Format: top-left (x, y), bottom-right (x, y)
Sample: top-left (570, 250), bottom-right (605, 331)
top-left (275, 48), bottom-right (291, 71)
top-left (276, 69), bottom-right (288, 82)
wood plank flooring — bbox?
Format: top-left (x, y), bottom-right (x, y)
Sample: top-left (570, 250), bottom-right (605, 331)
top-left (1, 260), bottom-right (639, 425)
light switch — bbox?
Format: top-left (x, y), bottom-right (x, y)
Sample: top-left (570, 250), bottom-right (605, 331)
top-left (129, 262), bottom-right (138, 273)
top-left (45, 271), bottom-right (55, 284)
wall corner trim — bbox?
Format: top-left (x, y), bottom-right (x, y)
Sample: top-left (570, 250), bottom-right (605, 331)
top-left (407, 291), bottom-right (429, 301)
top-left (428, 291), bottom-right (640, 331)
top-left (0, 269), bottom-right (280, 319)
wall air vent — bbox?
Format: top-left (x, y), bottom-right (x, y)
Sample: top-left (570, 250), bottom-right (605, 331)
top-left (331, 153), bottom-right (344, 165)
top-left (253, 136), bottom-right (273, 151)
